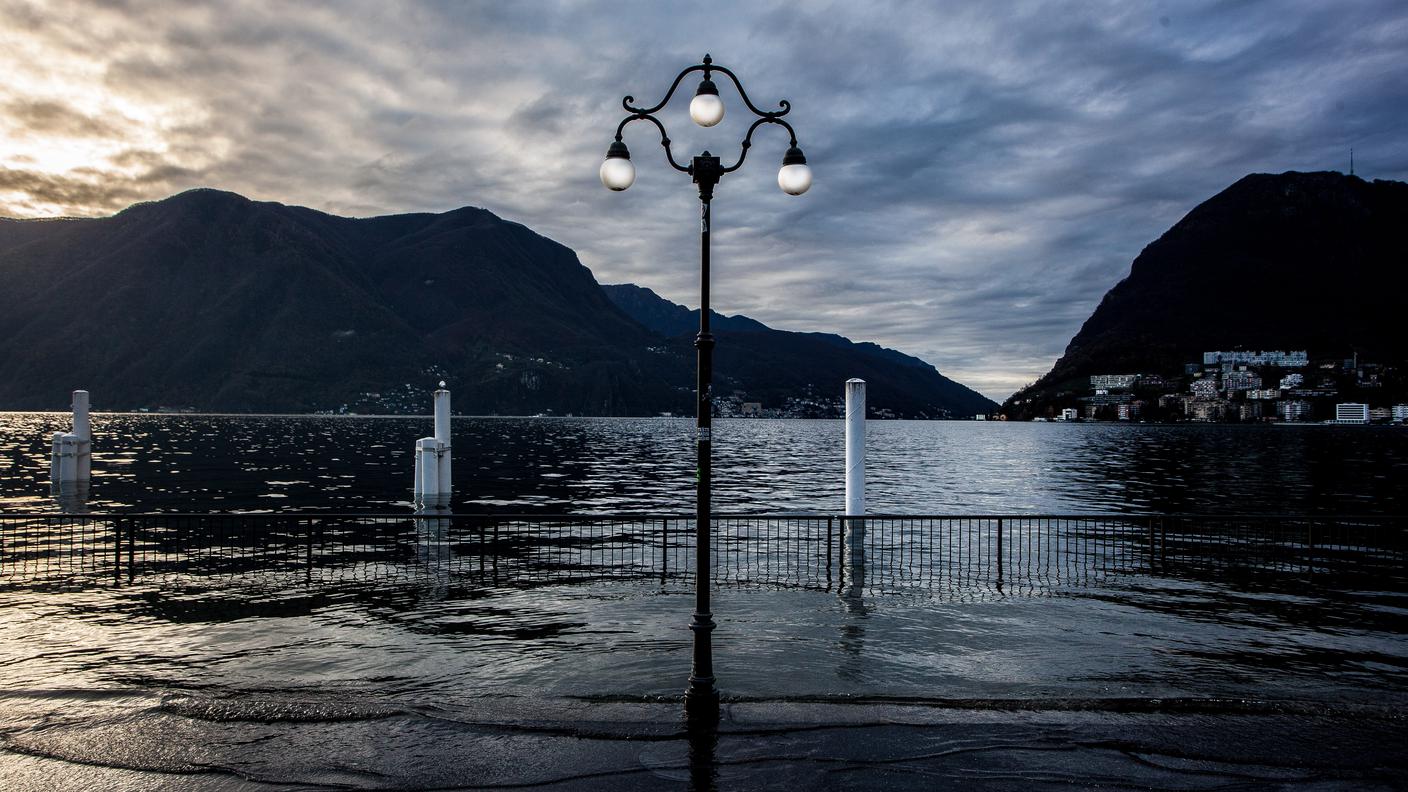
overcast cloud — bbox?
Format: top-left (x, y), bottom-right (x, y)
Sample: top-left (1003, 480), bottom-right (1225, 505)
top-left (2, 0), bottom-right (1405, 400)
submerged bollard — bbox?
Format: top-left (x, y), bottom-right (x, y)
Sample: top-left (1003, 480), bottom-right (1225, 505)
top-left (433, 384), bottom-right (452, 495)
top-left (50, 390), bottom-right (92, 486)
top-left (53, 433), bottom-right (79, 482)
top-left (416, 438), bottom-right (442, 497)
top-left (50, 432), bottom-right (63, 483)
top-left (72, 390), bottom-right (91, 481)
top-left (412, 382), bottom-right (452, 508)
top-left (844, 378), bottom-right (866, 569)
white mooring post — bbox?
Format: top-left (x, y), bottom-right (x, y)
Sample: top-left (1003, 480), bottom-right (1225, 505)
top-left (73, 390), bottom-right (91, 481)
top-left (413, 382), bottom-right (452, 508)
top-left (50, 390), bottom-right (92, 486)
top-left (433, 384), bottom-right (452, 495)
top-left (845, 379), bottom-right (866, 515)
top-left (844, 378), bottom-right (866, 569)
top-left (52, 433), bottom-right (78, 482)
top-left (416, 438), bottom-right (442, 497)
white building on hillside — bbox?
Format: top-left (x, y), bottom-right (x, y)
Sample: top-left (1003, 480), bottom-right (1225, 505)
top-left (1278, 400), bottom-right (1313, 422)
top-left (1090, 374), bottom-right (1138, 390)
top-left (1203, 350), bottom-right (1309, 367)
top-left (1335, 403), bottom-right (1369, 424)
top-left (1190, 378), bottom-right (1219, 399)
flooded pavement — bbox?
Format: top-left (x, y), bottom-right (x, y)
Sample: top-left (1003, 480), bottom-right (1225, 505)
top-left (2, 693), bottom-right (1405, 790)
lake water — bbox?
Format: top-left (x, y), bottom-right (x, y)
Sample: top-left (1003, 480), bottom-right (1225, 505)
top-left (2, 413), bottom-right (1406, 513)
top-left (1, 414), bottom-right (1405, 785)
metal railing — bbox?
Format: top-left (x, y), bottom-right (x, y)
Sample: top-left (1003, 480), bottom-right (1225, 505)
top-left (1, 512), bottom-right (1404, 594)
top-left (852, 514), bottom-right (1406, 595)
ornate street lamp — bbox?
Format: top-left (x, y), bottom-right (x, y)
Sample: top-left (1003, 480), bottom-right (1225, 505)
top-left (600, 54), bottom-right (811, 720)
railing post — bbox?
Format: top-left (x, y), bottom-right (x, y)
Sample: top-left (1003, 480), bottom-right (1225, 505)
top-left (113, 517), bottom-right (122, 581)
top-left (1306, 520), bottom-right (1315, 576)
top-left (996, 518), bottom-right (1004, 586)
top-left (661, 517), bottom-right (669, 585)
top-left (1148, 516), bottom-right (1157, 571)
top-left (836, 517), bottom-right (846, 590)
top-left (476, 517), bottom-right (485, 576)
top-left (826, 516), bottom-right (833, 589)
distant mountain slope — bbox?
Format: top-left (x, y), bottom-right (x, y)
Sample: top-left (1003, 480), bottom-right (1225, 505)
top-left (0, 188), bottom-right (996, 417)
top-left (0, 189), bottom-right (675, 414)
top-left (1003, 171), bottom-right (1408, 418)
top-left (602, 283), bottom-right (768, 336)
top-left (603, 284), bottom-right (997, 418)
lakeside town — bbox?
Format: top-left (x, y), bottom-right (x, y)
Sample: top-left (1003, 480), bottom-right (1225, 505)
top-left (145, 349), bottom-right (1408, 424)
top-left (1033, 349), bottom-right (1408, 424)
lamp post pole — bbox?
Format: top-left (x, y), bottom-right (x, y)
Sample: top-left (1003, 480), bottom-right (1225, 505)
top-left (691, 154), bottom-right (719, 715)
top-left (600, 55), bottom-right (812, 722)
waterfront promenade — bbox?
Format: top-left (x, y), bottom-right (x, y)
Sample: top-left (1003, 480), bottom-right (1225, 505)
top-left (3, 692), bottom-right (1406, 790)
top-left (3, 509), bottom-right (1404, 789)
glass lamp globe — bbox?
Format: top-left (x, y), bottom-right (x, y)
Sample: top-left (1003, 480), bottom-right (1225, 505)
top-left (778, 163), bottom-right (812, 195)
top-left (690, 78), bottom-right (725, 127)
top-left (778, 146), bottom-right (812, 195)
top-left (600, 158), bottom-right (635, 191)
top-left (599, 141), bottom-right (635, 191)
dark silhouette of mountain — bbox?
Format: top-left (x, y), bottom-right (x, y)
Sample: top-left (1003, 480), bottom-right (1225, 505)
top-left (0, 189), bottom-right (995, 417)
top-left (0, 189), bottom-right (676, 414)
top-left (1003, 171), bottom-right (1408, 418)
top-left (602, 284), bottom-right (997, 418)
top-left (601, 283), bottom-right (768, 336)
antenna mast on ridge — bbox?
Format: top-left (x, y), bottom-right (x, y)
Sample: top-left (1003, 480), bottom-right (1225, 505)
top-left (1350, 148), bottom-right (1355, 176)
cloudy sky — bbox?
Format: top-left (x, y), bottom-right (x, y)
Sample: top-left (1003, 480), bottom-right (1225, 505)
top-left (2, 1), bottom-right (1405, 400)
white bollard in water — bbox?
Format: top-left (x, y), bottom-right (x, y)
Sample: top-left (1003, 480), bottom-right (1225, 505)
top-left (72, 390), bottom-right (91, 481)
top-left (414, 439), bottom-right (423, 494)
top-left (416, 437), bottom-right (442, 497)
top-left (50, 390), bottom-right (92, 486)
top-left (56, 433), bottom-right (79, 482)
top-left (413, 382), bottom-right (452, 504)
top-left (844, 378), bottom-right (867, 569)
top-left (50, 432), bottom-right (64, 484)
top-left (433, 384), bottom-right (451, 496)
top-left (845, 379), bottom-right (866, 515)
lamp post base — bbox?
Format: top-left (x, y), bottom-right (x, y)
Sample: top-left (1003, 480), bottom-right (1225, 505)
top-left (685, 611), bottom-right (719, 721)
top-left (684, 681), bottom-right (720, 721)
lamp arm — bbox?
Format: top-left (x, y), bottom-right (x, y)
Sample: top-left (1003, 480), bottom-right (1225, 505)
top-left (622, 64), bottom-right (710, 115)
top-left (611, 55), bottom-right (798, 179)
top-left (621, 55), bottom-right (790, 120)
top-left (615, 114), bottom-right (691, 173)
top-left (708, 63), bottom-right (791, 119)
top-left (721, 117), bottom-right (798, 173)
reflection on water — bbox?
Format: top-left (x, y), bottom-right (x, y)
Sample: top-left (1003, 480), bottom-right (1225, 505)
top-left (8, 515), bottom-right (1396, 709)
top-left (47, 480), bottom-right (91, 514)
top-left (2, 569), bottom-right (1403, 707)
top-left (836, 560), bottom-right (869, 685)
top-left (2, 413), bottom-right (1406, 514)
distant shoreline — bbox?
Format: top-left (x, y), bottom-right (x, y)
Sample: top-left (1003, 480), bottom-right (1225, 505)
top-left (2, 410), bottom-right (1401, 426)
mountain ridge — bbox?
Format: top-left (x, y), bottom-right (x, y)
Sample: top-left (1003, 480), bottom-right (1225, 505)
top-left (0, 188), bottom-right (993, 417)
top-left (1003, 170), bottom-right (1408, 418)
top-left (602, 283), bottom-right (997, 418)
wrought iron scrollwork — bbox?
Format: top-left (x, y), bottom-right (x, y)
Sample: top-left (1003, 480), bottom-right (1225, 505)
top-left (613, 54), bottom-right (796, 179)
